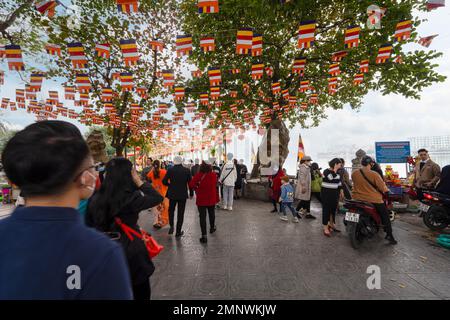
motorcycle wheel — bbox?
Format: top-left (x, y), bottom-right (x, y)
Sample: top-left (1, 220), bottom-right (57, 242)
top-left (347, 222), bottom-right (364, 249)
top-left (423, 206), bottom-right (449, 231)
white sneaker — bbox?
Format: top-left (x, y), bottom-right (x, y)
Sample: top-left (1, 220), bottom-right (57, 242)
top-left (280, 216), bottom-right (288, 222)
top-left (223, 206), bottom-right (228, 210)
top-left (228, 207), bottom-right (233, 211)
top-left (293, 217), bottom-right (299, 223)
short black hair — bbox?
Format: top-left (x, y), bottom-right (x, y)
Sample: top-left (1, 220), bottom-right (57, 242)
top-left (418, 148), bottom-right (428, 154)
top-left (329, 158), bottom-right (342, 168)
top-left (1, 120), bottom-right (90, 197)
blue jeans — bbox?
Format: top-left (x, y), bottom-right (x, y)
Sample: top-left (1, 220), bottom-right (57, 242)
top-left (280, 202), bottom-right (296, 217)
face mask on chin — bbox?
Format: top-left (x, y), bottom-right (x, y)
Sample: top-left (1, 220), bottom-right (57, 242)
top-left (80, 171), bottom-right (97, 199)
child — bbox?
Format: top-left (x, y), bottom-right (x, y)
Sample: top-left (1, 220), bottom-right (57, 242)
top-left (279, 176), bottom-right (300, 223)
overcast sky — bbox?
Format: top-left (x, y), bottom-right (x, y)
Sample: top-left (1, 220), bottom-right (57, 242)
top-left (1, 4), bottom-right (449, 175)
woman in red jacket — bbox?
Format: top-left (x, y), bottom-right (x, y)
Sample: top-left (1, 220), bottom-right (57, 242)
top-left (269, 168), bottom-right (285, 213)
top-left (189, 160), bottom-right (220, 244)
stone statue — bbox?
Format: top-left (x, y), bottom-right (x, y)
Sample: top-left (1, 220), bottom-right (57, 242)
top-left (86, 130), bottom-right (109, 164)
top-left (351, 149), bottom-right (367, 172)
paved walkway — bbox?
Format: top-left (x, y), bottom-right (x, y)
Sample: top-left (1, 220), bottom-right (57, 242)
top-left (141, 198), bottom-right (450, 300)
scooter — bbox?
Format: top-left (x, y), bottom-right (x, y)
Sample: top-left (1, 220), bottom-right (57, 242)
top-left (343, 199), bottom-right (383, 249)
top-left (421, 192), bottom-right (450, 231)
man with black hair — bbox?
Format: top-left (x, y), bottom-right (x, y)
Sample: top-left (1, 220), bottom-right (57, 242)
top-left (414, 148), bottom-right (441, 200)
top-left (0, 120), bottom-right (132, 299)
top-left (351, 156), bottom-right (397, 245)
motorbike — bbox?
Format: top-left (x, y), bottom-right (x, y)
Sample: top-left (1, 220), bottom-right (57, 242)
top-left (421, 192), bottom-right (450, 231)
top-left (406, 186), bottom-right (435, 217)
top-left (343, 199), bottom-right (384, 249)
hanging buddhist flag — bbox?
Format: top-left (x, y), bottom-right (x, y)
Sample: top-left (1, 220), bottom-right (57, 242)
top-left (67, 42), bottom-right (88, 69)
top-left (344, 26), bottom-right (360, 48)
top-left (120, 72), bottom-right (134, 91)
top-left (208, 67), bottom-right (221, 86)
top-left (5, 45), bottom-right (25, 71)
top-left (359, 59), bottom-right (369, 73)
top-left (251, 64), bottom-right (264, 80)
top-left (176, 35), bottom-right (193, 57)
top-left (102, 87), bottom-right (114, 102)
top-left (116, 0), bottom-right (139, 14)
top-left (45, 44), bottom-right (61, 56)
top-left (282, 89), bottom-right (289, 101)
top-left (200, 93), bottom-right (209, 106)
top-left (272, 82), bottom-right (281, 95)
top-left (95, 43), bottom-right (111, 59)
top-left (192, 70), bottom-right (203, 78)
top-left (130, 104), bottom-right (143, 115)
top-left (309, 93), bottom-right (318, 104)
top-left (79, 93), bottom-right (90, 106)
top-left (48, 91), bottom-right (59, 104)
top-left (418, 34), bottom-right (438, 48)
top-left (200, 37), bottom-right (215, 52)
top-left (289, 96), bottom-right (297, 107)
top-left (353, 73), bottom-right (364, 86)
top-left (64, 86), bottom-right (76, 100)
top-left (328, 63), bottom-right (340, 76)
top-left (25, 85), bottom-right (36, 99)
top-left (394, 55), bottom-right (404, 64)
top-left (298, 21), bottom-right (316, 49)
top-left (198, 0), bottom-right (219, 13)
top-left (0, 45), bottom-right (5, 58)
top-left (35, 1), bottom-right (58, 18)
top-left (163, 70), bottom-right (175, 88)
top-left (0, 71), bottom-right (3, 85)
top-left (292, 57), bottom-right (306, 75)
top-left (29, 73), bottom-right (45, 91)
top-left (1, 98), bottom-right (10, 109)
top-left (299, 80), bottom-right (310, 93)
top-left (9, 101), bottom-right (17, 111)
top-left (243, 83), bottom-right (250, 95)
top-left (394, 20), bottom-right (412, 42)
top-left (75, 73), bottom-right (91, 93)
top-left (236, 28), bottom-right (253, 55)
top-left (210, 87), bottom-right (220, 100)
top-left (376, 44), bottom-right (392, 63)
top-left (120, 39), bottom-right (140, 66)
top-left (174, 87), bottom-right (185, 101)
top-left (230, 68), bottom-right (240, 74)
top-left (328, 77), bottom-right (338, 89)
top-left (331, 50), bottom-right (348, 62)
top-left (265, 66), bottom-right (274, 77)
top-left (149, 39), bottom-right (165, 52)
top-left (136, 87), bottom-right (147, 98)
top-left (251, 33), bottom-right (263, 56)
top-left (16, 89), bottom-right (25, 102)
top-left (230, 90), bottom-right (238, 98)
top-left (427, 0), bottom-right (445, 10)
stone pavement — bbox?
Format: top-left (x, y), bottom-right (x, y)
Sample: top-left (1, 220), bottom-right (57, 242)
top-left (140, 198), bottom-right (450, 300)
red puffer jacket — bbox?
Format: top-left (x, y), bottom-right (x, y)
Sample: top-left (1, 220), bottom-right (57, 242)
top-left (189, 171), bottom-right (220, 207)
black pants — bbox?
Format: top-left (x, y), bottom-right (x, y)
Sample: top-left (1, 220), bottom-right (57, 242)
top-left (296, 200), bottom-right (311, 212)
top-left (321, 189), bottom-right (339, 226)
top-left (272, 199), bottom-right (280, 212)
top-left (198, 206), bottom-right (215, 236)
top-left (133, 280), bottom-right (151, 300)
top-left (311, 192), bottom-right (322, 203)
top-left (169, 199), bottom-right (187, 233)
top-left (373, 203), bottom-right (394, 237)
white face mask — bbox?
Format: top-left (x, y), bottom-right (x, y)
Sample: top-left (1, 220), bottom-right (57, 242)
top-left (81, 171), bottom-right (97, 192)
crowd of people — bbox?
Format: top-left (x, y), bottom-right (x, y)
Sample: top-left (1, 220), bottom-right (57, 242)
top-left (1, 120), bottom-right (449, 300)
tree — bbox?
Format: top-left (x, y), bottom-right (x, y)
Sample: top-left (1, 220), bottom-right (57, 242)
top-left (39, 0), bottom-right (179, 156)
top-left (0, 0), bottom-right (49, 53)
top-left (179, 0), bottom-right (445, 176)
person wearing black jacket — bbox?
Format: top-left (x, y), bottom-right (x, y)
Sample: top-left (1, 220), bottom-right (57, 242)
top-left (86, 157), bottom-right (164, 300)
top-left (189, 159), bottom-right (200, 197)
top-left (162, 156), bottom-right (192, 237)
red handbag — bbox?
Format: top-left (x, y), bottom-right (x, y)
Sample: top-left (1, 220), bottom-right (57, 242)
top-left (114, 217), bottom-right (164, 259)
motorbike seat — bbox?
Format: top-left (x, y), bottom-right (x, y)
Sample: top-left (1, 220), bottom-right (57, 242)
top-left (344, 199), bottom-right (375, 208)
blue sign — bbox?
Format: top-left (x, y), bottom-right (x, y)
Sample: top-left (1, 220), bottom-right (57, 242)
top-left (375, 141), bottom-right (411, 163)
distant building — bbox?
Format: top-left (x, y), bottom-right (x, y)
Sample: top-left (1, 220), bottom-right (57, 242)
top-left (409, 136), bottom-right (450, 167)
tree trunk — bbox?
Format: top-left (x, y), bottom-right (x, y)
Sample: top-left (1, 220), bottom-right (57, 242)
top-left (250, 119), bottom-right (290, 178)
top-left (0, 0), bottom-right (35, 35)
